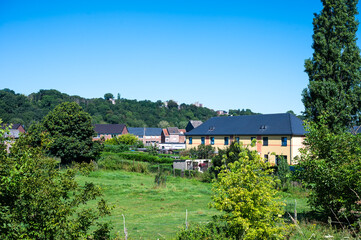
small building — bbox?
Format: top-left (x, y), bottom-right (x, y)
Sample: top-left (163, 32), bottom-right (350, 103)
top-left (1, 123), bottom-right (26, 139)
top-left (93, 124), bottom-right (128, 140)
top-left (185, 113), bottom-right (306, 165)
top-left (160, 127), bottom-right (186, 150)
top-left (173, 159), bottom-right (211, 173)
top-left (161, 127), bottom-right (186, 143)
top-left (128, 127), bottom-right (162, 146)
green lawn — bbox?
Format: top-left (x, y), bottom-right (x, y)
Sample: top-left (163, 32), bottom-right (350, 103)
top-left (76, 170), bottom-right (218, 239)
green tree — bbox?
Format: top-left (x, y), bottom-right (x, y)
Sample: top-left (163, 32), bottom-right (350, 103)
top-left (211, 142), bottom-right (286, 239)
top-left (42, 102), bottom-right (102, 164)
top-left (302, 0), bottom-right (361, 132)
top-left (104, 93), bottom-right (114, 100)
top-left (0, 121), bottom-right (112, 239)
top-left (210, 141), bottom-right (255, 178)
top-left (295, 118), bottom-right (361, 221)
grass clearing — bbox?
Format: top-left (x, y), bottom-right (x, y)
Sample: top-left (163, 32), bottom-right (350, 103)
top-left (76, 170), bottom-right (218, 239)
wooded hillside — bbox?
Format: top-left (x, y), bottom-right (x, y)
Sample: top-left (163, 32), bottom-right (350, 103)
top-left (0, 88), bottom-right (219, 128)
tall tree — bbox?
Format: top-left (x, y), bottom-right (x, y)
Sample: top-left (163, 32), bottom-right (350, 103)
top-left (302, 0), bottom-right (361, 132)
top-left (42, 102), bottom-right (102, 164)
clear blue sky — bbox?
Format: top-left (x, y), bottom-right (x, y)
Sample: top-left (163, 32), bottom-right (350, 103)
top-left (1, 0), bottom-right (360, 114)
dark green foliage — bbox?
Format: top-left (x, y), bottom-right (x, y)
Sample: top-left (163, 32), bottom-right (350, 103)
top-left (103, 93), bottom-right (114, 100)
top-left (295, 118), bottom-right (361, 222)
top-left (188, 144), bottom-right (215, 159)
top-left (42, 102), bottom-right (102, 164)
top-left (228, 108), bottom-right (259, 116)
top-left (117, 152), bottom-right (174, 163)
top-left (154, 168), bottom-right (167, 187)
top-left (175, 220), bottom-right (231, 240)
top-left (302, 0), bottom-right (361, 132)
top-left (0, 129), bottom-right (112, 239)
top-left (103, 144), bottom-right (129, 153)
top-left (277, 156), bottom-right (291, 189)
top-left (210, 141), bottom-right (255, 177)
top-left (0, 89), bottom-right (219, 129)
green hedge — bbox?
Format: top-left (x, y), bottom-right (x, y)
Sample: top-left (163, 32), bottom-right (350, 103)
top-left (117, 152), bottom-right (174, 164)
top-left (103, 144), bottom-right (129, 153)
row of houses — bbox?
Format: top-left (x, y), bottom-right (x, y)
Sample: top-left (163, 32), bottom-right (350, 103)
top-left (3, 113), bottom-right (306, 166)
top-left (185, 113), bottom-right (305, 165)
top-left (92, 124), bottom-right (188, 149)
top-left (92, 113), bottom-right (306, 165)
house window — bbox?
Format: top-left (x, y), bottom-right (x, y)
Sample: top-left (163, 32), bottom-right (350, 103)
top-left (263, 137), bottom-right (268, 146)
top-left (210, 137), bottom-right (214, 145)
top-left (236, 137), bottom-right (240, 143)
top-left (224, 137), bottom-right (229, 145)
top-left (201, 137), bottom-right (205, 145)
top-left (281, 137), bottom-right (287, 146)
top-left (189, 137), bottom-right (192, 145)
top-left (251, 137), bottom-right (256, 142)
top-left (264, 154), bottom-right (269, 163)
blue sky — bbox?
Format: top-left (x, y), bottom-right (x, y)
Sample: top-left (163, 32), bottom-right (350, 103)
top-left (1, 0), bottom-right (359, 115)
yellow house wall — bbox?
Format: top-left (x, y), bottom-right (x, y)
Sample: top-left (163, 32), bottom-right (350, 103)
top-left (186, 135), bottom-right (304, 165)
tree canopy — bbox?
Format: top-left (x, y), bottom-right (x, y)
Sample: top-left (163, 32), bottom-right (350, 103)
top-left (0, 89), bottom-right (220, 129)
top-left (42, 102), bottom-right (102, 164)
top-left (302, 0), bottom-right (361, 132)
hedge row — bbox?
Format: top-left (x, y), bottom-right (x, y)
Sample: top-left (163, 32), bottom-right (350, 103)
top-left (117, 152), bottom-right (174, 164)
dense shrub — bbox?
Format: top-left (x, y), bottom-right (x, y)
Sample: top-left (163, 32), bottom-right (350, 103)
top-left (117, 152), bottom-right (173, 164)
top-left (175, 221), bottom-right (231, 240)
top-left (103, 144), bottom-right (129, 153)
top-left (97, 155), bottom-right (149, 173)
top-left (211, 142), bottom-right (286, 239)
top-left (295, 118), bottom-right (361, 221)
top-left (0, 125), bottom-right (112, 239)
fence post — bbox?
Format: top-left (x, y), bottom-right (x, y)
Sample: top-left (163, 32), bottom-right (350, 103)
top-left (294, 199), bottom-right (297, 222)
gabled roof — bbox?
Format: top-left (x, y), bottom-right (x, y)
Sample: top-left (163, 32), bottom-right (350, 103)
top-left (128, 127), bottom-right (162, 137)
top-left (1, 123), bottom-right (23, 130)
top-left (186, 120), bottom-right (203, 132)
top-left (167, 127), bottom-right (180, 135)
top-left (94, 124), bottom-right (127, 135)
top-left (186, 113), bottom-right (305, 136)
top-left (190, 120), bottom-right (203, 128)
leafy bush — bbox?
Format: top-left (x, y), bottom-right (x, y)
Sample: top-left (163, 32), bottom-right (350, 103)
top-left (210, 141), bottom-right (255, 178)
top-left (0, 127), bottom-right (112, 239)
top-left (175, 221), bottom-right (231, 240)
top-left (211, 142), bottom-right (286, 239)
top-left (276, 156), bottom-right (291, 190)
top-left (104, 133), bottom-right (138, 146)
top-left (97, 154), bottom-right (149, 173)
top-left (117, 152), bottom-right (173, 164)
top-left (103, 144), bottom-right (129, 153)
top-left (295, 118), bottom-right (361, 222)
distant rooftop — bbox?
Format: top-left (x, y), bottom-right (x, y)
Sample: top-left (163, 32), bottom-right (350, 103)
top-left (128, 127), bottom-right (162, 137)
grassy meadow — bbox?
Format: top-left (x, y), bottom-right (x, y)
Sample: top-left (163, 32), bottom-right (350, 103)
top-left (76, 170), bottom-right (218, 239)
top-left (76, 168), bottom-right (359, 239)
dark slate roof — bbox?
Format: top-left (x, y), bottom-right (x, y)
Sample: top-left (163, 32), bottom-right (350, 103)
top-left (94, 124), bottom-right (127, 134)
top-left (128, 127), bottom-right (162, 137)
top-left (185, 113), bottom-right (305, 136)
top-left (1, 123), bottom-right (22, 130)
top-left (167, 127), bottom-right (180, 135)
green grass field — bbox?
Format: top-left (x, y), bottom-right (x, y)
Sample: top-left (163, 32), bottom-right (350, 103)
top-left (76, 170), bottom-right (359, 239)
top-left (76, 170), bottom-right (218, 239)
